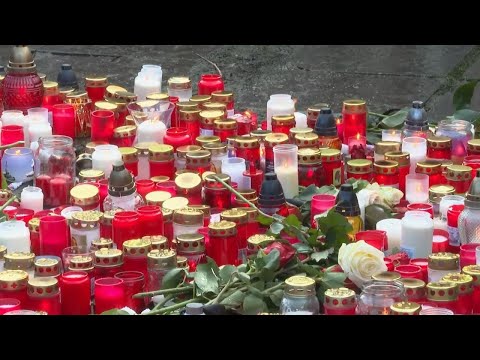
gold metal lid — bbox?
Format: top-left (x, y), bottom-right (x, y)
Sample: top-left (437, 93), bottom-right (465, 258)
top-left (428, 252), bottom-right (460, 270)
top-left (247, 234), bottom-right (275, 252)
top-left (59, 87), bottom-right (76, 97)
top-left (250, 130), bottom-right (272, 142)
top-left (371, 271), bottom-right (401, 282)
top-left (203, 142), bottom-right (227, 155)
top-left (416, 160), bottom-right (442, 175)
top-left (195, 136), bottom-right (221, 147)
top-left (85, 75), bottom-right (108, 88)
top-left (173, 208), bottom-right (204, 225)
top-left (343, 99), bottom-right (367, 113)
top-left (91, 238), bottom-right (114, 251)
top-left (426, 281), bottom-right (458, 301)
top-left (119, 147), bottom-right (138, 163)
top-left (0, 245), bottom-right (6, 259)
top-left (176, 145), bottom-right (203, 160)
top-left (289, 127), bottom-right (313, 141)
top-left (65, 91), bottom-right (88, 100)
top-left (145, 191), bottom-right (172, 206)
top-left (202, 102), bottom-right (227, 113)
top-left (79, 169), bottom-right (105, 183)
top-left (43, 81), bottom-right (59, 96)
top-left (446, 165), bottom-right (472, 181)
top-left (467, 139), bottom-right (480, 152)
top-left (284, 276), bottom-right (316, 297)
top-left (175, 172), bottom-right (202, 193)
top-left (199, 110), bottom-right (225, 126)
top-left (234, 136), bottom-right (260, 149)
top-left (307, 103), bottom-right (329, 117)
top-left (177, 256), bottom-right (188, 269)
top-left (204, 173), bottom-right (231, 189)
top-left (347, 159), bottom-right (373, 174)
top-left (70, 210), bottom-right (102, 229)
top-left (168, 77), bottom-right (191, 89)
top-left (295, 132), bottom-right (319, 148)
top-left (143, 235), bottom-right (168, 250)
top-left (374, 160), bottom-right (399, 175)
top-left (233, 206), bottom-right (258, 222)
top-left (398, 278), bottom-right (426, 299)
top-left (272, 114), bottom-right (296, 127)
top-left (390, 301), bottom-right (421, 315)
top-left (113, 125), bottom-right (137, 138)
top-left (214, 118), bottom-right (237, 130)
top-left (151, 176), bottom-right (170, 184)
top-left (176, 233), bottom-right (205, 254)
top-left (442, 273), bottom-right (473, 294)
top-left (68, 255), bottom-right (94, 270)
top-left (429, 185), bottom-right (455, 203)
top-left (324, 288), bottom-right (357, 309)
top-left (374, 141), bottom-right (401, 155)
top-left (177, 101), bottom-right (199, 111)
top-left (95, 101), bottom-right (117, 112)
top-left (462, 265), bottom-right (480, 286)
top-left (70, 184), bottom-right (100, 206)
top-left (384, 151), bottom-right (410, 167)
top-left (0, 270), bottom-right (28, 290)
top-left (148, 144), bottom-right (174, 162)
top-left (101, 210), bottom-right (119, 226)
top-left (297, 147), bottom-right (322, 165)
top-left (179, 108), bottom-right (201, 122)
top-left (186, 150), bottom-right (211, 166)
top-left (211, 90), bottom-right (234, 103)
top-left (28, 218), bottom-right (40, 233)
top-left (86, 141), bottom-right (109, 154)
top-left (94, 248), bottom-right (123, 267)
top-left (34, 257), bottom-right (61, 277)
top-left (190, 95), bottom-right (212, 104)
top-left (147, 249), bottom-right (177, 270)
top-left (320, 148), bottom-right (341, 162)
top-left (265, 133), bottom-right (289, 147)
top-left (427, 136), bottom-right (452, 149)
top-left (188, 205), bottom-right (211, 218)
top-left (146, 93), bottom-right (169, 101)
top-left (162, 197), bottom-right (189, 212)
top-left (208, 220), bottom-right (237, 237)
top-left (123, 238), bottom-right (152, 256)
top-left (27, 277), bottom-right (59, 297)
top-left (4, 252), bottom-right (35, 270)
top-left (221, 209), bottom-right (248, 224)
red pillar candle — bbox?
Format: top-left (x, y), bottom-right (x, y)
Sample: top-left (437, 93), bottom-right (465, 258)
top-left (447, 204), bottom-right (464, 252)
top-left (178, 109), bottom-right (201, 143)
top-left (207, 220), bottom-right (239, 266)
top-left (156, 181), bottom-right (177, 197)
top-left (460, 244), bottom-right (478, 269)
top-left (467, 139), bottom-right (480, 156)
top-left (221, 209), bottom-right (248, 257)
top-left (0, 298), bottom-right (21, 315)
top-left (294, 132), bottom-right (319, 150)
top-left (1, 125), bottom-right (24, 145)
top-left (137, 205), bottom-right (164, 237)
top-left (297, 148), bottom-right (326, 187)
top-left (198, 74), bottom-right (224, 95)
top-left (91, 110), bottom-right (115, 143)
top-left (243, 162), bottom-right (264, 195)
top-left (112, 211), bottom-right (140, 250)
top-left (427, 136), bottom-right (452, 160)
top-left (446, 165), bottom-right (473, 194)
top-left (85, 76), bottom-right (108, 105)
top-left (406, 203), bottom-right (434, 218)
top-left (342, 99), bottom-right (367, 145)
top-left (122, 238), bottom-right (152, 280)
top-left (271, 114), bottom-right (295, 136)
top-left (399, 277), bottom-right (426, 303)
top-left (39, 216), bottom-right (69, 258)
top-left (385, 151), bottom-right (410, 194)
top-left (442, 273), bottom-right (474, 315)
top-left (59, 271), bottom-right (91, 315)
top-left (163, 127), bottom-right (192, 151)
top-left (462, 265), bottom-right (480, 314)
top-left (346, 159), bottom-right (373, 181)
top-left (204, 173), bottom-right (232, 211)
top-left (175, 172), bottom-right (203, 205)
top-left (373, 160), bottom-right (399, 188)
top-left (148, 144), bottom-right (175, 179)
top-left (114, 271), bottom-right (146, 314)
top-left (112, 125), bottom-right (137, 148)
top-left (323, 288), bottom-right (357, 315)
top-left (119, 147), bottom-right (139, 177)
top-left (94, 248), bottom-right (124, 280)
top-left (416, 160), bottom-right (443, 187)
top-left (186, 150), bottom-right (212, 175)
top-left (355, 230), bottom-right (387, 252)
top-left (199, 109), bottom-right (225, 136)
top-left (234, 137), bottom-right (261, 170)
top-left (42, 82), bottom-right (63, 121)
top-left (0, 270), bottom-right (28, 306)
top-left (94, 277), bottom-right (126, 314)
top-left (214, 119), bottom-right (237, 142)
top-left (26, 277), bottom-right (61, 315)
top-left (320, 149), bottom-right (343, 187)
top-left (409, 258), bottom-right (429, 283)
top-left (426, 281), bottom-right (459, 314)
top-left (463, 155), bottom-right (480, 179)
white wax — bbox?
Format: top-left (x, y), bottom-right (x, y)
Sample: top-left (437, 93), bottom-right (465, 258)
top-left (382, 130), bottom-right (402, 143)
top-left (294, 112), bottom-right (308, 128)
top-left (221, 158), bottom-right (250, 190)
top-left (1, 110), bottom-right (25, 126)
top-left (20, 186), bottom-right (44, 213)
top-left (109, 192), bottom-right (137, 211)
top-left (0, 220), bottom-right (31, 253)
top-left (405, 175), bottom-right (429, 203)
top-left (136, 120), bottom-right (166, 143)
top-left (266, 94), bottom-right (295, 130)
top-left (134, 75), bottom-right (161, 101)
top-left (199, 128), bottom-right (214, 136)
top-left (23, 115), bottom-right (49, 147)
top-left (29, 122), bottom-right (52, 143)
top-left (376, 218), bottom-right (402, 253)
top-left (92, 145), bottom-right (122, 178)
top-left (433, 218), bottom-right (448, 232)
top-left (275, 165), bottom-right (299, 199)
top-left (136, 155), bottom-right (150, 180)
top-left (401, 213), bottom-right (433, 258)
top-left (402, 137), bottom-right (427, 174)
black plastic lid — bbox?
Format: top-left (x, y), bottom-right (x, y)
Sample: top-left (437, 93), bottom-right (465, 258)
top-left (61, 64), bottom-right (72, 70)
top-left (258, 172), bottom-right (286, 207)
top-left (465, 169), bottom-right (480, 209)
top-left (108, 160), bottom-right (136, 197)
top-left (334, 183), bottom-right (361, 217)
top-left (405, 100), bottom-right (427, 126)
top-left (57, 64), bottom-right (78, 89)
top-left (314, 107), bottom-right (337, 137)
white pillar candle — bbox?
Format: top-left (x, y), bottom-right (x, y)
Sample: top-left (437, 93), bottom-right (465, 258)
top-left (401, 211), bottom-right (433, 258)
top-left (266, 94), bottom-right (295, 130)
top-left (376, 218), bottom-right (402, 253)
top-left (273, 144), bottom-right (299, 199)
top-left (136, 120), bottom-right (166, 143)
top-left (23, 114), bottom-right (49, 147)
top-left (20, 186), bottom-right (44, 213)
top-left (402, 137), bottom-right (427, 174)
top-left (382, 129), bottom-right (402, 143)
top-left (221, 157), bottom-right (251, 191)
top-left (0, 220), bottom-right (31, 253)
top-left (405, 173), bottom-right (429, 203)
top-left (134, 69), bottom-right (162, 101)
top-left (28, 122), bottom-right (52, 151)
top-left (294, 112), bottom-right (308, 128)
top-left (92, 145), bottom-right (122, 178)
top-left (1, 110), bottom-right (25, 126)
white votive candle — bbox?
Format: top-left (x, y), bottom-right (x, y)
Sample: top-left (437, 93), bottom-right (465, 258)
top-left (376, 218), bottom-right (402, 253)
top-left (294, 112), bottom-right (308, 129)
top-left (401, 211), bottom-right (433, 258)
top-left (266, 94), bottom-right (295, 131)
top-left (92, 145), bottom-right (122, 178)
top-left (221, 157), bottom-right (251, 191)
top-left (382, 129), bottom-right (402, 143)
top-left (1, 110), bottom-right (25, 126)
top-left (136, 120), bottom-right (166, 143)
top-left (273, 144), bottom-right (299, 199)
top-left (0, 220), bottom-right (31, 253)
top-left (20, 186), bottom-right (44, 214)
top-left (405, 173), bottom-right (429, 203)
top-left (402, 137), bottom-right (427, 174)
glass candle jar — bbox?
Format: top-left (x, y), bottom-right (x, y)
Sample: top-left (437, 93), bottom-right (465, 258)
top-left (28, 218), bottom-right (40, 254)
top-left (175, 172), bottom-right (203, 205)
top-left (294, 132), bottom-right (319, 150)
top-left (280, 275), bottom-right (320, 315)
top-left (112, 125), bottom-right (137, 148)
top-left (172, 208), bottom-right (204, 241)
top-left (459, 243), bottom-right (478, 269)
top-left (246, 234), bottom-right (275, 256)
top-left (213, 119), bottom-right (237, 143)
top-left (208, 220), bottom-right (238, 266)
top-left (242, 163), bottom-right (264, 198)
top-left (26, 277), bottom-right (61, 315)
top-left (69, 211), bottom-right (101, 250)
top-left (148, 144), bottom-right (175, 179)
top-left (119, 147), bottom-right (139, 177)
top-left (92, 144), bottom-right (122, 179)
top-left (91, 238), bottom-right (114, 252)
top-left (112, 211), bottom-right (140, 250)
top-left (39, 215), bottom-right (69, 258)
top-left (221, 209), bottom-right (248, 261)
top-left (447, 204), bottom-right (464, 251)
top-left (306, 103), bottom-right (329, 129)
top-left (405, 173), bottom-right (429, 203)
top-left (384, 151), bottom-right (410, 194)
top-left (1, 124), bottom-right (24, 145)
top-left (290, 127), bottom-right (313, 144)
top-left (202, 143), bottom-right (228, 173)
top-left (204, 173), bottom-right (232, 210)
top-left (462, 265), bottom-right (480, 314)
top-left (122, 238), bottom-right (152, 280)
top-left (199, 110), bottom-right (224, 136)
top-left (164, 127), bottom-right (192, 152)
top-left (441, 272), bottom-right (473, 314)
top-left (52, 103), bottom-right (76, 138)
top-left (426, 281), bottom-right (459, 313)
top-left (436, 119), bottom-right (473, 164)
top-left (0, 298), bottom-right (21, 315)
top-left (147, 249), bottom-right (177, 292)
top-left (266, 94), bottom-right (295, 131)
top-left (0, 220), bottom-right (31, 253)
top-left (374, 160), bottom-right (399, 188)
top-left (323, 287), bottom-right (357, 315)
top-left (394, 264), bottom-right (423, 280)
top-left (2, 147), bottom-right (34, 190)
top-left (114, 271), bottom-right (146, 314)
top-left (271, 114), bottom-right (296, 135)
top-left (342, 100), bottom-right (367, 145)
top-left (428, 252), bottom-right (460, 282)
top-left (357, 280), bottom-right (405, 315)
top-left (78, 169), bottom-right (104, 184)
top-left (445, 165), bottom-right (472, 194)
top-left (145, 191), bottom-right (171, 208)
top-left (94, 277), bottom-right (126, 314)
top-left (90, 110), bottom-right (115, 143)
top-left (198, 74), bottom-right (224, 95)
top-left (134, 142), bottom-right (154, 181)
top-left (467, 139), bottom-right (480, 156)
top-left (94, 248), bottom-right (124, 279)
top-left (168, 77), bottom-right (192, 102)
top-left (374, 141), bottom-right (401, 162)
top-left (0, 270), bottom-right (28, 305)
top-left (137, 205), bottom-right (164, 237)
top-left (234, 136), bottom-right (261, 170)
top-left (273, 144), bottom-right (299, 200)
top-left (178, 109), bottom-right (201, 143)
top-left (297, 148), bottom-right (325, 187)
top-left (398, 278), bottom-right (426, 303)
top-left (402, 136), bottom-right (427, 174)
top-left (59, 271), bottom-right (91, 315)
top-left (34, 136), bottom-right (76, 208)
top-left (196, 135), bottom-right (221, 147)
top-left (211, 90), bottom-right (234, 117)
top-left (320, 149), bottom-right (343, 187)
top-left (427, 136), bottom-right (452, 161)
top-left (176, 233), bottom-right (206, 272)
top-left (70, 184), bottom-right (100, 211)
top-left (65, 91), bottom-right (92, 138)
top-left (264, 133), bottom-right (289, 173)
top-left (416, 160), bottom-right (443, 187)
top-left (401, 211), bottom-right (434, 259)
top-left (463, 155), bottom-right (480, 179)
top-left (85, 75), bottom-right (108, 104)
top-left (429, 184), bottom-right (455, 217)
top-left (237, 207), bottom-right (260, 241)
top-left (346, 159), bottom-right (373, 181)
top-left (186, 150), bottom-right (212, 176)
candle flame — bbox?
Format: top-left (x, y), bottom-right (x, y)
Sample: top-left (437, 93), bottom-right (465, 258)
top-left (336, 118), bottom-right (341, 125)
top-left (15, 150), bottom-right (21, 155)
top-left (356, 133), bottom-right (360, 140)
top-left (416, 185), bottom-right (423, 192)
top-left (382, 308), bottom-right (390, 315)
top-left (244, 111), bottom-right (251, 118)
top-left (392, 131), bottom-right (396, 135)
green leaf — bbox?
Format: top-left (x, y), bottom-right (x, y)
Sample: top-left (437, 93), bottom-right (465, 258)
top-left (321, 271), bottom-right (347, 288)
top-left (311, 250), bottom-right (329, 262)
top-left (260, 268), bottom-right (276, 282)
top-left (263, 249), bottom-right (280, 271)
top-left (293, 243), bottom-right (313, 254)
top-left (194, 262), bottom-right (220, 295)
top-left (269, 289), bottom-right (284, 306)
top-left (205, 257), bottom-right (220, 277)
top-left (161, 268), bottom-right (185, 289)
top-left (346, 178), bottom-right (370, 193)
top-left (269, 222), bottom-right (284, 235)
top-left (453, 108), bottom-right (480, 123)
top-left (237, 264), bottom-right (248, 273)
top-left (283, 214), bottom-right (303, 228)
top-left (237, 272), bottom-right (251, 284)
top-left (366, 131), bottom-right (382, 145)
top-left (257, 213), bottom-right (274, 226)
top-left (453, 80), bottom-right (480, 110)
top-left (220, 290), bottom-right (246, 308)
top-left (379, 108), bottom-right (409, 129)
top-left (243, 294), bottom-right (267, 315)
top-left (219, 265), bottom-right (237, 285)
top-left (299, 263), bottom-right (322, 277)
top-left (100, 309), bottom-right (130, 315)
top-left (247, 285), bottom-right (264, 298)
top-left (251, 280), bottom-right (265, 291)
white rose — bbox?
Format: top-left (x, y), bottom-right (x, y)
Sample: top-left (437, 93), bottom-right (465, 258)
top-left (338, 240), bottom-right (387, 288)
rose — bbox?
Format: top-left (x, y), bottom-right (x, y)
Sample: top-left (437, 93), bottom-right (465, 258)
top-left (338, 240), bottom-right (387, 288)
top-left (263, 241), bottom-right (296, 267)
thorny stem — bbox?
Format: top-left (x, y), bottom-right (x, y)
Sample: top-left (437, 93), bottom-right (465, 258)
top-left (152, 294), bottom-right (174, 311)
top-left (133, 286), bottom-right (193, 299)
top-left (261, 282), bottom-right (285, 295)
top-left (207, 273), bottom-right (237, 305)
top-left (145, 297), bottom-right (203, 316)
top-left (195, 53), bottom-right (223, 78)
top-left (0, 141), bottom-right (25, 151)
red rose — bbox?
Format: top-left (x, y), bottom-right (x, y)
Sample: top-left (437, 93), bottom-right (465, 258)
top-left (263, 241), bottom-right (296, 267)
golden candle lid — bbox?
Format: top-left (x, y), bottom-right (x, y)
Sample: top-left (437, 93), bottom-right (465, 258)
top-left (176, 145), bottom-right (202, 159)
top-left (70, 184), bottom-right (100, 206)
top-left (371, 271), bottom-right (401, 282)
top-left (374, 141), bottom-right (401, 155)
top-left (85, 75), bottom-right (108, 88)
top-left (427, 136), bottom-right (451, 149)
top-left (426, 281), bottom-right (458, 301)
top-left (221, 209), bottom-right (248, 224)
top-left (95, 101), bottom-right (117, 112)
top-left (27, 277), bottom-right (59, 297)
top-left (119, 147), bottom-right (138, 163)
top-left (374, 160), bottom-right (399, 175)
top-left (202, 142), bottom-right (227, 155)
top-left (429, 184), bottom-right (455, 203)
top-left (123, 238), bottom-right (152, 256)
top-left (347, 159), bottom-right (373, 174)
top-left (34, 257), bottom-right (61, 277)
top-left (79, 169), bottom-right (105, 183)
top-left (272, 114), bottom-right (296, 126)
top-left (446, 165), bottom-right (472, 181)
top-left (199, 110), bottom-right (225, 125)
top-left (86, 141), bottom-right (109, 154)
top-left (148, 144), bottom-right (174, 162)
top-left (250, 130), bottom-right (272, 141)
top-left (195, 136), bottom-right (221, 147)
top-left (202, 102), bottom-right (227, 112)
top-left (147, 249), bottom-right (177, 270)
top-left (43, 81), bottom-right (58, 96)
top-left (168, 77), bottom-right (191, 89)
top-left (428, 252), bottom-right (460, 270)
top-left (462, 265), bottom-right (480, 286)
top-left (188, 204), bottom-right (211, 218)
top-left (91, 238), bottom-right (114, 251)
top-left (113, 125), bottom-right (137, 138)
top-left (416, 160), bottom-right (442, 175)
top-left (441, 161), bottom-right (454, 172)
top-left (441, 273), bottom-right (473, 294)
top-left (28, 218), bottom-right (40, 232)
top-left (101, 210), bottom-right (119, 226)
top-left (176, 233), bottom-right (205, 254)
top-left (173, 208), bottom-right (204, 225)
top-left (71, 210), bottom-right (102, 229)
top-left (467, 139), bottom-right (480, 152)
top-left (289, 127), bottom-right (313, 141)
top-left (265, 133), bottom-right (289, 147)
top-left (175, 172), bottom-right (202, 192)
top-left (141, 235), bottom-right (168, 250)
top-left (4, 252), bottom-right (35, 270)
top-left (145, 191), bottom-right (172, 206)
top-left (307, 103), bottom-right (329, 117)
top-left (125, 115), bottom-right (135, 126)
top-left (211, 90), bottom-right (234, 103)
top-left (204, 173), bottom-right (231, 188)
top-left (214, 118), bottom-right (237, 130)
top-left (94, 248), bottom-right (123, 267)
top-left (297, 147), bottom-right (322, 165)
top-left (151, 176), bottom-right (170, 184)
top-left (0, 270), bottom-right (28, 290)
top-left (247, 234), bottom-right (275, 251)
top-left (146, 93), bottom-right (169, 101)
top-left (190, 95), bottom-right (212, 104)
top-left (134, 142), bottom-right (157, 156)
top-left (285, 276), bottom-right (316, 297)
top-left (390, 301), bottom-right (421, 315)
top-left (342, 99), bottom-right (367, 112)
top-left (177, 101), bottom-right (199, 111)
top-left (320, 148), bottom-right (341, 162)
top-left (233, 206), bottom-right (258, 222)
top-left (186, 150), bottom-right (211, 164)
top-left (105, 85), bottom-right (127, 100)
top-left (234, 136), bottom-right (260, 149)
top-left (68, 255), bottom-right (94, 270)
top-left (295, 132), bottom-right (319, 148)
top-left (66, 91), bottom-right (88, 100)
top-left (384, 151), bottom-right (410, 167)
top-left (208, 220), bottom-right (237, 237)
top-left (162, 197), bottom-right (189, 212)
top-left (179, 108), bottom-right (201, 122)
top-left (177, 256), bottom-right (188, 269)
top-left (398, 278), bottom-right (426, 298)
top-left (0, 245), bottom-right (6, 259)
top-left (324, 288), bottom-right (357, 309)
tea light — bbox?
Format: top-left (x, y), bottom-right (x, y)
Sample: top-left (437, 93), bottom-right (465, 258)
top-left (20, 186), bottom-right (44, 214)
top-left (348, 134), bottom-right (367, 159)
top-left (1, 147), bottom-right (34, 187)
top-left (92, 145), bottom-right (122, 178)
top-left (402, 137), bottom-right (427, 174)
top-left (405, 174), bottom-right (429, 204)
top-left (376, 218), bottom-right (402, 253)
top-left (382, 129), bottom-right (402, 143)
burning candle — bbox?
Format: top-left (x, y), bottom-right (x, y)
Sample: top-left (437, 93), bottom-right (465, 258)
top-left (336, 117), bottom-right (344, 143)
top-left (273, 144), bottom-right (299, 199)
top-left (94, 277), bottom-right (126, 314)
top-left (405, 174), bottom-right (429, 204)
top-left (59, 271), bottom-right (91, 315)
top-left (1, 147), bottom-right (34, 189)
top-left (20, 186), bottom-right (44, 213)
top-left (134, 67), bottom-right (162, 101)
top-left (402, 137), bottom-right (427, 174)
top-left (382, 129), bottom-right (402, 143)
top-left (52, 104), bottom-right (76, 138)
top-left (348, 133), bottom-right (367, 159)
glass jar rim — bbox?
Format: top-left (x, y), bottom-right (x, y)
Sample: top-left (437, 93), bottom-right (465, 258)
top-left (269, 94), bottom-right (292, 100)
top-left (3, 147), bottom-right (33, 156)
top-left (39, 135), bottom-right (73, 147)
top-left (94, 277), bottom-right (124, 287)
top-left (361, 280), bottom-right (404, 296)
top-left (273, 144), bottom-right (298, 153)
top-left (61, 271), bottom-right (89, 281)
top-left (402, 136), bottom-right (427, 145)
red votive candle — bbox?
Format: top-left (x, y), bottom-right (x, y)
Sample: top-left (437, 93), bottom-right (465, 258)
top-left (323, 288), bottom-right (357, 315)
top-left (1, 125), bottom-right (23, 145)
top-left (460, 244), bottom-right (479, 269)
top-left (310, 194), bottom-right (336, 228)
top-left (432, 229), bottom-right (450, 253)
top-left (426, 281), bottom-right (459, 314)
top-left (136, 179), bottom-right (156, 200)
top-left (399, 278), bottom-right (426, 303)
top-left (156, 181), bottom-right (177, 197)
top-left (348, 134), bottom-right (367, 159)
top-left (39, 216), bottom-right (69, 258)
top-left (346, 159), bottom-right (373, 181)
top-left (395, 264), bottom-right (424, 280)
top-left (427, 136), bottom-right (452, 160)
top-left (85, 76), bottom-right (108, 105)
top-left (0, 270), bottom-right (28, 307)
top-left (169, 96), bottom-right (180, 128)
top-left (164, 127), bottom-right (192, 152)
top-left (204, 173), bottom-right (232, 211)
top-left (98, 179), bottom-right (109, 212)
top-left (416, 160), bottom-right (443, 187)
top-left (137, 205), bottom-right (164, 237)
top-left (149, 144), bottom-right (175, 179)
top-left (374, 160), bottom-right (399, 187)
top-left (94, 248), bottom-right (124, 280)
top-left (406, 203), bottom-right (434, 218)
top-left (0, 298), bottom-right (21, 315)
top-left (175, 172), bottom-right (203, 205)
top-left (463, 155), bottom-right (480, 179)
top-left (112, 211), bottom-right (140, 250)
top-left (410, 258), bottom-right (429, 283)
top-left (221, 209), bottom-right (248, 259)
top-left (49, 175), bottom-right (72, 208)
top-left (208, 221), bottom-right (239, 266)
top-left (355, 230), bottom-right (387, 252)
top-left (27, 277), bottom-right (61, 315)
top-left (320, 149), bottom-right (343, 187)
top-left (447, 204), bottom-right (464, 253)
top-left (243, 163), bottom-right (264, 195)
top-left (342, 100), bottom-right (367, 145)
top-left (59, 271), bottom-right (91, 315)
top-left (94, 277), bottom-right (126, 314)
top-left (462, 265), bottom-right (480, 314)
top-left (91, 110), bottom-right (115, 142)
top-left (234, 137), bottom-right (261, 170)
top-left (271, 115), bottom-right (295, 136)
top-left (385, 151), bottom-right (410, 194)
top-left (178, 109), bottom-right (201, 143)
top-left (198, 74), bottom-right (224, 95)
top-left (114, 271), bottom-right (146, 314)
top-left (214, 119), bottom-right (237, 142)
top-left (52, 104), bottom-right (76, 138)
top-left (14, 208), bottom-right (34, 224)
top-left (442, 273), bottom-right (474, 315)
